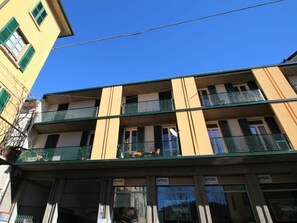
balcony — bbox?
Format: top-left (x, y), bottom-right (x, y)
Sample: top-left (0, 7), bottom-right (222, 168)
top-left (200, 89), bottom-right (265, 107)
top-left (16, 146), bottom-right (91, 163)
top-left (34, 106), bottom-right (98, 124)
top-left (121, 99), bottom-right (174, 115)
top-left (209, 134), bottom-right (291, 154)
top-left (118, 140), bottom-right (180, 158)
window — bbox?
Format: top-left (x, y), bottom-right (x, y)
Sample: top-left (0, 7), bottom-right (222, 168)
top-left (0, 18), bottom-right (35, 71)
top-left (205, 184), bottom-right (255, 223)
top-left (0, 88), bottom-right (11, 114)
top-left (113, 186), bottom-right (147, 222)
top-left (32, 2), bottom-right (47, 26)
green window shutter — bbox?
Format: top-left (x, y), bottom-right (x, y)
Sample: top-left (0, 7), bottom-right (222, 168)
top-left (32, 2), bottom-right (47, 26)
top-left (0, 88), bottom-right (11, 114)
top-left (0, 17), bottom-right (19, 44)
top-left (18, 45), bottom-right (35, 72)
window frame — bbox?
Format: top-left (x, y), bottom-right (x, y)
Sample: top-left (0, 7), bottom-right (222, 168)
top-left (31, 2), bottom-right (47, 26)
top-left (0, 17), bottom-right (35, 72)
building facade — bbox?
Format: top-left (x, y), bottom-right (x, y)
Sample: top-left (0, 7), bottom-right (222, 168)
top-left (0, 0), bottom-right (73, 162)
top-left (1, 62), bottom-right (297, 222)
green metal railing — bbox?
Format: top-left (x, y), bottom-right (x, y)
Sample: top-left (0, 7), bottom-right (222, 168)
top-left (34, 106), bottom-right (98, 123)
top-left (16, 146), bottom-right (91, 163)
top-left (200, 89), bottom-right (265, 107)
top-left (121, 99), bottom-right (174, 114)
top-left (209, 134), bottom-right (291, 154)
top-left (118, 140), bottom-right (179, 158)
top-left (15, 215), bottom-right (34, 223)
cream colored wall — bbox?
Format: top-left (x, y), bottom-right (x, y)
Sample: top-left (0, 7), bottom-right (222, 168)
top-left (172, 77), bottom-right (213, 156)
top-left (145, 126), bottom-right (154, 142)
top-left (252, 67), bottom-right (297, 149)
top-left (68, 100), bottom-right (95, 109)
top-left (33, 131), bottom-right (82, 148)
top-left (216, 84), bottom-right (226, 93)
top-left (228, 119), bottom-right (242, 136)
top-left (0, 0), bottom-right (63, 140)
top-left (91, 86), bottom-right (122, 160)
top-left (138, 93), bottom-right (158, 102)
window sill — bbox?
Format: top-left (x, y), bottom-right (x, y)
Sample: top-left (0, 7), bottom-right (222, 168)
top-left (28, 11), bottom-right (41, 31)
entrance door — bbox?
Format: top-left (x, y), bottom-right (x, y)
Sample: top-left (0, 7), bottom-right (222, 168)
top-left (162, 126), bottom-right (179, 156)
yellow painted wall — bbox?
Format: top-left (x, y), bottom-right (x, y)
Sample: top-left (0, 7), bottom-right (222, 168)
top-left (0, 0), bottom-right (64, 141)
top-left (252, 67), bottom-right (297, 149)
top-left (91, 86), bottom-right (122, 160)
top-left (172, 77), bottom-right (213, 155)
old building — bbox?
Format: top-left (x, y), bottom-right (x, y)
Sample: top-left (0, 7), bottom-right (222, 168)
top-left (1, 60), bottom-right (297, 222)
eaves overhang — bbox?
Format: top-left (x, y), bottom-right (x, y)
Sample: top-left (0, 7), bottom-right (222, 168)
top-left (47, 0), bottom-right (74, 37)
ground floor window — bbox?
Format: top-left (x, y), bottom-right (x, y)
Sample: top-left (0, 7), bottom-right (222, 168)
top-left (157, 186), bottom-right (198, 223)
top-left (205, 185), bottom-right (255, 223)
top-left (113, 186), bottom-right (147, 223)
top-left (261, 183), bottom-right (297, 223)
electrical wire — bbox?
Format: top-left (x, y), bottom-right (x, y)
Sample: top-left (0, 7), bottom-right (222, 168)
top-left (52, 0), bottom-right (284, 51)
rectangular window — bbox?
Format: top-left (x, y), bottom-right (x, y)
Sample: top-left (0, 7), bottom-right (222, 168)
top-left (0, 18), bottom-right (35, 72)
top-left (32, 2), bottom-right (47, 26)
top-left (113, 186), bottom-right (147, 222)
top-left (205, 184), bottom-right (255, 223)
top-left (0, 88), bottom-right (11, 114)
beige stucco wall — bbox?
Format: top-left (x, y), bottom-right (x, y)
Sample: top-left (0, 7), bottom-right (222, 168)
top-left (252, 67), bottom-right (297, 149)
top-left (172, 77), bottom-right (213, 155)
top-left (91, 86), bottom-right (122, 160)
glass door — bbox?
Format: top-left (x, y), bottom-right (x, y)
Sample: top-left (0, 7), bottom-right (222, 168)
top-left (207, 127), bottom-right (225, 154)
top-left (249, 120), bottom-right (270, 151)
top-left (162, 126), bottom-right (179, 156)
top-left (199, 89), bottom-right (211, 106)
top-left (123, 129), bottom-right (138, 156)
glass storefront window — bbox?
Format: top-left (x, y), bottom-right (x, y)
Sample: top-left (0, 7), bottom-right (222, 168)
top-left (113, 186), bottom-right (147, 223)
top-left (261, 183), bottom-right (297, 223)
top-left (157, 186), bottom-right (198, 223)
top-left (205, 185), bottom-right (255, 223)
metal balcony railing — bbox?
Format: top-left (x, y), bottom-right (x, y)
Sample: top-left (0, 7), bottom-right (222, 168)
top-left (34, 106), bottom-right (98, 123)
top-left (16, 146), bottom-right (91, 163)
top-left (121, 99), bottom-right (174, 115)
top-left (209, 134), bottom-right (291, 154)
top-left (118, 140), bottom-right (180, 158)
top-left (200, 89), bottom-right (265, 107)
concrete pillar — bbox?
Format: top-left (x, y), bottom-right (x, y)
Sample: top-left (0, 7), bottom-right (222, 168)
top-left (244, 174), bottom-right (273, 223)
top-left (42, 178), bottom-right (65, 223)
top-left (194, 175), bottom-right (212, 223)
top-left (147, 176), bottom-right (158, 223)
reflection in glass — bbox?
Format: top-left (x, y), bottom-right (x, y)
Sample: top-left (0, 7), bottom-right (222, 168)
top-left (113, 187), bottom-right (147, 223)
top-left (157, 186), bottom-right (198, 223)
top-left (206, 185), bottom-right (255, 223)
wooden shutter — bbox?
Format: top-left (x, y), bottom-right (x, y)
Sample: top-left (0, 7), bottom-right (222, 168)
top-left (137, 127), bottom-right (145, 143)
top-left (18, 45), bottom-right (35, 72)
top-left (207, 85), bottom-right (217, 94)
top-left (224, 84), bottom-right (236, 92)
top-left (44, 134), bottom-right (59, 148)
top-left (0, 17), bottom-right (19, 44)
top-left (238, 119), bottom-right (252, 136)
top-left (264, 117), bottom-right (281, 134)
top-left (0, 88), bottom-right (11, 114)
top-left (154, 125), bottom-right (163, 150)
top-left (80, 131), bottom-right (89, 146)
top-left (247, 81), bottom-right (258, 90)
top-left (218, 120), bottom-right (232, 137)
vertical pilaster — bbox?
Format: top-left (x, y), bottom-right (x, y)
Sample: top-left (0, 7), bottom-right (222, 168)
top-left (172, 77), bottom-right (212, 155)
top-left (194, 175), bottom-right (212, 223)
top-left (252, 67), bottom-right (297, 149)
top-left (244, 174), bottom-right (273, 223)
top-left (91, 86), bottom-right (122, 160)
top-left (42, 178), bottom-right (65, 223)
top-left (147, 176), bottom-right (158, 223)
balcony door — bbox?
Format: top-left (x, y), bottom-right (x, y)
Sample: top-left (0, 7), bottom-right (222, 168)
top-left (198, 89), bottom-right (211, 106)
top-left (162, 126), bottom-right (179, 156)
top-left (207, 125), bottom-right (224, 154)
top-left (123, 129), bottom-right (138, 154)
top-left (248, 120), bottom-right (270, 151)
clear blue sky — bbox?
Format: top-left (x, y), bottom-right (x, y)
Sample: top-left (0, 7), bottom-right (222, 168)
top-left (31, 0), bottom-right (297, 98)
